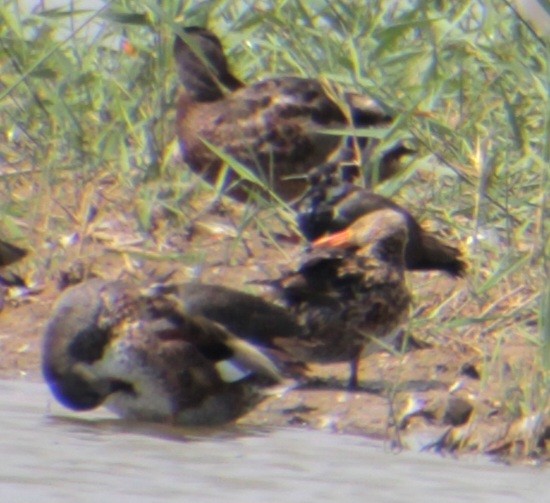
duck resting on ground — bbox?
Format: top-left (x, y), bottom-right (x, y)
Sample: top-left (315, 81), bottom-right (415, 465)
top-left (42, 278), bottom-right (293, 425)
top-left (174, 26), bottom-right (401, 202)
top-left (265, 208), bottom-right (412, 389)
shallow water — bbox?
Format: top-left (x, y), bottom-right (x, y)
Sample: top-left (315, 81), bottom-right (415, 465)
top-left (0, 380), bottom-right (547, 502)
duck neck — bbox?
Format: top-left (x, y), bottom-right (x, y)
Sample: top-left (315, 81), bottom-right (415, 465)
top-left (176, 66), bottom-right (226, 102)
top-left (176, 93), bottom-right (199, 124)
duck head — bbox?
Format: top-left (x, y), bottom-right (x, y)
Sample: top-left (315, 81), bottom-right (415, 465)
top-left (312, 208), bottom-right (409, 268)
top-left (173, 26), bottom-right (244, 102)
top-left (42, 279), bottom-right (135, 411)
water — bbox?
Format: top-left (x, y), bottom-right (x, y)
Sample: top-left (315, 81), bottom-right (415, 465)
top-left (0, 380), bottom-right (547, 502)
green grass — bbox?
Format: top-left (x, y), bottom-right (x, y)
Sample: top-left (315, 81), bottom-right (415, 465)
top-left (0, 0), bottom-right (548, 451)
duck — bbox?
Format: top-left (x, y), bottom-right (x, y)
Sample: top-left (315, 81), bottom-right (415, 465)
top-left (266, 208), bottom-right (412, 389)
top-left (174, 26), bottom-right (395, 202)
top-left (297, 165), bottom-right (467, 277)
top-left (42, 278), bottom-right (289, 425)
top-left (0, 238), bottom-right (27, 304)
top-left (0, 238), bottom-right (27, 268)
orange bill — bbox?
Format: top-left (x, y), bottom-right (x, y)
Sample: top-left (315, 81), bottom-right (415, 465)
top-left (312, 229), bottom-right (354, 249)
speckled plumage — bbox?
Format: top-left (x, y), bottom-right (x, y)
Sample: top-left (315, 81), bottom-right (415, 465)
top-left (174, 27), bottom-right (392, 201)
top-left (269, 208), bottom-right (412, 388)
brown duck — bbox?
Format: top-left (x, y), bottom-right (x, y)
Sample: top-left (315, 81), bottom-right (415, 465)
top-left (174, 27), bottom-right (394, 201)
top-left (42, 279), bottom-right (289, 425)
top-left (267, 208), bottom-right (412, 388)
top-left (297, 167), bottom-right (467, 276)
top-left (0, 239), bottom-right (27, 268)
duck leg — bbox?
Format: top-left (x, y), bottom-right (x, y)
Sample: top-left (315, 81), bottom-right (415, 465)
top-left (347, 346), bottom-right (363, 390)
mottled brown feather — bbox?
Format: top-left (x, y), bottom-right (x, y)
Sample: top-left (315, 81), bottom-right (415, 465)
top-left (268, 209), bottom-right (412, 388)
top-left (174, 27), bottom-right (393, 201)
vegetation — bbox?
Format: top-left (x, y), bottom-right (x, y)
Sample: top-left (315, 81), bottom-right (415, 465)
top-left (0, 0), bottom-right (548, 460)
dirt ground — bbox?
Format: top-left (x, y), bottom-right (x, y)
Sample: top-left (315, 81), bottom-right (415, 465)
top-left (0, 170), bottom-right (546, 465)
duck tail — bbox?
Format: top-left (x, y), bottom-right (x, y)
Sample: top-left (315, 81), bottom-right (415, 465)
top-left (414, 233), bottom-right (468, 277)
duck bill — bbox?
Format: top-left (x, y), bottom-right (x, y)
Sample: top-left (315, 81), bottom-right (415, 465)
top-left (312, 229), bottom-right (354, 249)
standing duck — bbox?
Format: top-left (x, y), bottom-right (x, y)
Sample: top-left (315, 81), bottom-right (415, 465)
top-left (42, 278), bottom-right (289, 425)
top-left (298, 166), bottom-right (467, 277)
top-left (267, 208), bottom-right (412, 389)
top-left (174, 27), bottom-right (394, 202)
